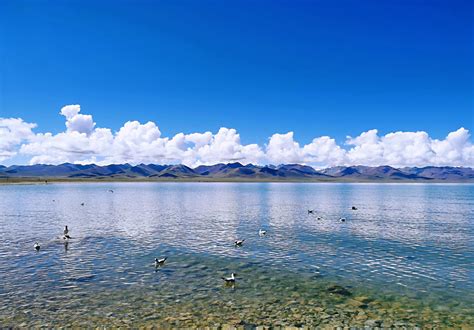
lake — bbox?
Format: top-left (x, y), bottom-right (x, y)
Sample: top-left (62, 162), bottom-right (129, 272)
top-left (0, 182), bottom-right (473, 327)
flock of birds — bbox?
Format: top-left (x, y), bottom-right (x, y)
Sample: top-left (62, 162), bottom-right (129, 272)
top-left (34, 225), bottom-right (71, 251)
top-left (308, 206), bottom-right (357, 222)
top-left (32, 224), bottom-right (266, 285)
top-left (33, 189), bottom-right (358, 286)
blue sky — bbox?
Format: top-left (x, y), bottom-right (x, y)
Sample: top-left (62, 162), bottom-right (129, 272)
top-left (0, 1), bottom-right (472, 167)
top-left (1, 0), bottom-right (472, 143)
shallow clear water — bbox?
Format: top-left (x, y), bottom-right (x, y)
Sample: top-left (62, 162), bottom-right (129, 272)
top-left (0, 182), bottom-right (473, 327)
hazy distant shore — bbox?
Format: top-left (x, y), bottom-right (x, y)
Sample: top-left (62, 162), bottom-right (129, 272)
top-left (1, 177), bottom-right (472, 184)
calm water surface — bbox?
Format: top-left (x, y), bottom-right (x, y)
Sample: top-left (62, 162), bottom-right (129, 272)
top-left (0, 183), bottom-right (473, 327)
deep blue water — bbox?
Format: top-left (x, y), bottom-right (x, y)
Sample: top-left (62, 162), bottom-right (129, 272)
top-left (0, 182), bottom-right (473, 326)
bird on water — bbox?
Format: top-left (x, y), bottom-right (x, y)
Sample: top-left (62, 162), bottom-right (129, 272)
top-left (221, 273), bottom-right (236, 283)
top-left (63, 226), bottom-right (71, 239)
top-left (154, 257), bottom-right (167, 267)
top-left (234, 239), bottom-right (245, 247)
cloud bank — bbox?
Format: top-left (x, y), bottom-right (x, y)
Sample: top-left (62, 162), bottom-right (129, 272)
top-left (1, 105), bottom-right (472, 167)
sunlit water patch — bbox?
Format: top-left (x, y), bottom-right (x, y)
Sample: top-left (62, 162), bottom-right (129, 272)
top-left (0, 183), bottom-right (473, 327)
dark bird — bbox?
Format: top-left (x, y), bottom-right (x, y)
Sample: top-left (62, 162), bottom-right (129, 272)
top-left (339, 217), bottom-right (346, 222)
top-left (221, 273), bottom-right (236, 283)
top-left (80, 202), bottom-right (85, 206)
top-left (308, 210), bottom-right (314, 214)
top-left (351, 206), bottom-right (358, 210)
top-left (63, 225), bottom-right (71, 239)
top-left (234, 239), bottom-right (245, 247)
top-left (108, 189), bottom-right (114, 193)
top-left (154, 257), bottom-right (167, 267)
top-left (34, 242), bottom-right (40, 251)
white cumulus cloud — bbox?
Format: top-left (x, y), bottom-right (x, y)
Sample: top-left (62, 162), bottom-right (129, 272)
top-left (0, 104), bottom-right (472, 168)
top-left (60, 104), bottom-right (96, 134)
top-left (345, 128), bottom-right (473, 167)
top-left (302, 136), bottom-right (346, 166)
top-left (0, 118), bottom-right (37, 161)
top-left (266, 132), bottom-right (302, 164)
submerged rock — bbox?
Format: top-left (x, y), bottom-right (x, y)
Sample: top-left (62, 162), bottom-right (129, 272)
top-left (365, 319), bottom-right (382, 327)
top-left (353, 296), bottom-right (372, 304)
top-left (327, 285), bottom-right (352, 296)
top-left (345, 301), bottom-right (366, 310)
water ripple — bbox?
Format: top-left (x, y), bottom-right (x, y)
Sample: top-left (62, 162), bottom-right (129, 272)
top-left (0, 182), bottom-right (473, 326)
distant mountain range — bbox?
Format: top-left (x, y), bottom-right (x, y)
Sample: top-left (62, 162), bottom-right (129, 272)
top-left (0, 163), bottom-right (473, 182)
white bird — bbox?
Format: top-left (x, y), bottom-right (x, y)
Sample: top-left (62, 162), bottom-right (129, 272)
top-left (234, 239), bottom-right (245, 247)
top-left (221, 273), bottom-right (236, 283)
top-left (154, 257), bottom-right (167, 267)
top-left (34, 242), bottom-right (40, 251)
top-left (259, 229), bottom-right (267, 236)
top-left (339, 217), bottom-right (346, 222)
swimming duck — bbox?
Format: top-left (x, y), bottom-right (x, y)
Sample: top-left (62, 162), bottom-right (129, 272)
top-left (34, 242), bottom-right (40, 251)
top-left (259, 229), bottom-right (267, 236)
top-left (351, 206), bottom-right (358, 210)
top-left (308, 210), bottom-right (314, 214)
top-left (221, 273), bottom-right (236, 283)
top-left (63, 226), bottom-right (71, 239)
top-left (108, 189), bottom-right (114, 193)
top-left (339, 217), bottom-right (346, 222)
top-left (154, 257), bottom-right (167, 267)
top-left (234, 239), bottom-right (245, 247)
top-left (80, 202), bottom-right (85, 206)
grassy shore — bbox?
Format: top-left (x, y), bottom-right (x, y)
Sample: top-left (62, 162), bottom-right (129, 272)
top-left (0, 176), bottom-right (472, 184)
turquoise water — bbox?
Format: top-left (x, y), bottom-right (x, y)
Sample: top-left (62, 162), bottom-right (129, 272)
top-left (0, 182), bottom-right (473, 327)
